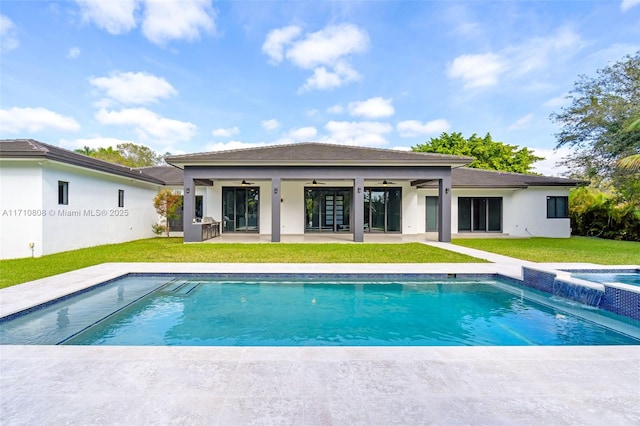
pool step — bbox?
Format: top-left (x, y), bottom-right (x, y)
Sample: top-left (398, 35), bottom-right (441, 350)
top-left (159, 279), bottom-right (201, 296)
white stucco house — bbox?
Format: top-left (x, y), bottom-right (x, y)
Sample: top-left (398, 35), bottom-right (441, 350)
top-left (1, 139), bottom-right (584, 259)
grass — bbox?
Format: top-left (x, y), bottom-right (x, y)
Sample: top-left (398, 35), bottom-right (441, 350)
top-left (453, 236), bottom-right (640, 264)
top-left (0, 238), bottom-right (483, 289)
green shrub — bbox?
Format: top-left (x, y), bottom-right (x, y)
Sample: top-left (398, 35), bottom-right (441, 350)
top-left (569, 187), bottom-right (640, 241)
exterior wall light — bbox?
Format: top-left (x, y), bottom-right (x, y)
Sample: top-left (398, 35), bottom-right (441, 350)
top-left (186, 187), bottom-right (190, 194)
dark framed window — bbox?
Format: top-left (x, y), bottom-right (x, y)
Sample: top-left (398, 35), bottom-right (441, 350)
top-left (118, 190), bottom-right (125, 207)
top-left (58, 181), bottom-right (68, 205)
top-left (547, 196), bottom-right (568, 218)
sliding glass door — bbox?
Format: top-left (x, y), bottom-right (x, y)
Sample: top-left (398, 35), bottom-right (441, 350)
top-left (222, 187), bottom-right (260, 232)
top-left (364, 187), bottom-right (401, 233)
top-left (458, 197), bottom-right (502, 232)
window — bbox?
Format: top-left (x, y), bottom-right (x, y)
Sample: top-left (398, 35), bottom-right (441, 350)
top-left (58, 181), bottom-right (68, 205)
top-left (118, 190), bottom-right (125, 207)
top-left (547, 196), bottom-right (568, 218)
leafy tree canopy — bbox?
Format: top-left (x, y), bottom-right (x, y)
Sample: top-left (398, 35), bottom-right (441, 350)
top-left (75, 143), bottom-right (164, 167)
top-left (551, 51), bottom-right (640, 182)
top-left (412, 132), bottom-right (543, 174)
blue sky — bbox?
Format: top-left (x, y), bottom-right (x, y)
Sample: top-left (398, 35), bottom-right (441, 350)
top-left (1, 0), bottom-right (639, 175)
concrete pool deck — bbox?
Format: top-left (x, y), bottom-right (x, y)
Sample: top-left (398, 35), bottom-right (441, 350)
top-left (1, 258), bottom-right (639, 425)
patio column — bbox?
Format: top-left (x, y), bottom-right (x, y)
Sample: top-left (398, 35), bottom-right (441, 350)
top-left (438, 174), bottom-right (452, 242)
top-left (353, 176), bottom-right (364, 242)
top-left (271, 177), bottom-right (281, 242)
top-left (183, 176), bottom-right (200, 242)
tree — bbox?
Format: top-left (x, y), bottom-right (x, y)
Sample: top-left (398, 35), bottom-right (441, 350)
top-left (617, 154), bottom-right (640, 173)
top-left (153, 189), bottom-right (183, 237)
top-left (550, 52), bottom-right (640, 183)
top-left (117, 142), bottom-right (164, 167)
top-left (75, 142), bottom-right (164, 167)
top-left (74, 146), bottom-right (96, 156)
top-left (412, 132), bottom-right (543, 174)
top-left (617, 119), bottom-right (640, 173)
top-left (90, 146), bottom-right (128, 165)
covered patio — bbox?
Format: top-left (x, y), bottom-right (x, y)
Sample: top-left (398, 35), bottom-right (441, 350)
top-left (166, 143), bottom-right (472, 244)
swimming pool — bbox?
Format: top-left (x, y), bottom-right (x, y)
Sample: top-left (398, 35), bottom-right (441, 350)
top-left (2, 274), bottom-right (638, 346)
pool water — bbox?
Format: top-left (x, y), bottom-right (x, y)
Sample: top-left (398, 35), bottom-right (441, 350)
top-left (572, 272), bottom-right (640, 287)
top-left (1, 275), bottom-right (638, 346)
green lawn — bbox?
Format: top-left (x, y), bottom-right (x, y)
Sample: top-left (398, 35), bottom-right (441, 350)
top-left (0, 238), bottom-right (483, 289)
top-left (453, 236), bottom-right (640, 264)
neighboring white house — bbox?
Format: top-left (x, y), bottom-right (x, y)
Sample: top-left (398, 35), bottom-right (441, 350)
top-left (1, 139), bottom-right (584, 259)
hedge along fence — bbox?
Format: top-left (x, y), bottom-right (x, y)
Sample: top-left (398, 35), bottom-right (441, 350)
top-left (569, 187), bottom-right (640, 241)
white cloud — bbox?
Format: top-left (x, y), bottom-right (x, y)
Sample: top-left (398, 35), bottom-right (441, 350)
top-left (531, 147), bottom-right (572, 176)
top-left (141, 0), bottom-right (216, 45)
top-left (507, 113), bottom-right (534, 131)
top-left (397, 119), bottom-right (451, 137)
top-left (0, 107), bottom-right (80, 133)
top-left (0, 14), bottom-right (19, 52)
top-left (76, 0), bottom-right (216, 45)
top-left (67, 46), bottom-right (81, 59)
top-left (263, 23), bottom-right (369, 92)
top-left (288, 126), bottom-right (317, 141)
top-left (261, 119), bottom-right (280, 131)
top-left (298, 62), bottom-right (360, 93)
top-left (447, 27), bottom-right (583, 89)
top-left (205, 141), bottom-right (269, 152)
top-left (327, 104), bottom-right (344, 114)
top-left (507, 27), bottom-right (583, 76)
top-left (621, 0), bottom-right (640, 11)
top-left (76, 0), bottom-right (139, 35)
top-left (348, 97), bottom-right (395, 118)
top-left (95, 107), bottom-right (196, 144)
top-left (285, 23), bottom-right (369, 69)
top-left (89, 71), bottom-right (177, 105)
top-left (323, 120), bottom-right (393, 147)
top-left (544, 94), bottom-right (570, 108)
top-left (262, 25), bottom-right (301, 64)
top-left (446, 52), bottom-right (507, 89)
top-left (59, 137), bottom-right (134, 150)
top-left (211, 126), bottom-right (239, 138)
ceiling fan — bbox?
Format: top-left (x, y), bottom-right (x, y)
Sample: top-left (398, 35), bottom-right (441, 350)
top-left (230, 179), bottom-right (255, 186)
top-left (304, 179), bottom-right (326, 186)
top-left (374, 180), bottom-right (396, 186)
